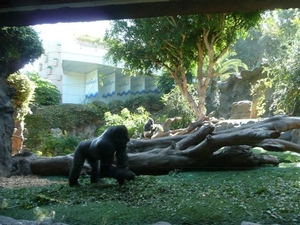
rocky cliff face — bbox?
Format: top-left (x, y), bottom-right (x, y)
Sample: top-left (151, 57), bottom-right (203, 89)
top-left (218, 67), bottom-right (266, 119)
top-left (0, 72), bottom-right (15, 177)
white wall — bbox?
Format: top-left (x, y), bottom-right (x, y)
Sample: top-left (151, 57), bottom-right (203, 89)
top-left (131, 76), bottom-right (145, 96)
top-left (115, 71), bottom-right (131, 101)
top-left (62, 72), bottom-right (86, 103)
top-left (85, 70), bottom-right (98, 98)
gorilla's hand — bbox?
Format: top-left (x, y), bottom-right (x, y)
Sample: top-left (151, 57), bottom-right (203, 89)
top-left (116, 168), bottom-right (136, 185)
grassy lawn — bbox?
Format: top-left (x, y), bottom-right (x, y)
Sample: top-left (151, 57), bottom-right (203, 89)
top-left (1, 151), bottom-right (300, 225)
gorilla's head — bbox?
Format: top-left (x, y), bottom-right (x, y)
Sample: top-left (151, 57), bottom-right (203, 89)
top-left (107, 125), bottom-right (130, 147)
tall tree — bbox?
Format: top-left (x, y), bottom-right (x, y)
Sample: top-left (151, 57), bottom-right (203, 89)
top-left (104, 12), bottom-right (261, 119)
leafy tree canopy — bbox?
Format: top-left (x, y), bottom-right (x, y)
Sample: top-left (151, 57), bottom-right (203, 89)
top-left (26, 72), bottom-right (61, 106)
top-left (0, 26), bottom-right (44, 75)
top-left (235, 9), bottom-right (300, 115)
top-left (104, 12), bottom-right (261, 119)
top-left (7, 72), bottom-right (35, 120)
top-left (263, 9), bottom-right (300, 115)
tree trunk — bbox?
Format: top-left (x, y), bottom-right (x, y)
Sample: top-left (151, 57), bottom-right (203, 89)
top-left (10, 115), bottom-right (300, 177)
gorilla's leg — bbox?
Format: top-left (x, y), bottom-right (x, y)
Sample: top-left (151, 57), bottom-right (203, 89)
top-left (99, 151), bottom-right (115, 180)
top-left (100, 164), bottom-right (117, 178)
top-left (116, 149), bottom-right (129, 168)
top-left (115, 150), bottom-right (135, 185)
top-left (87, 157), bottom-right (100, 183)
top-left (69, 149), bottom-right (86, 187)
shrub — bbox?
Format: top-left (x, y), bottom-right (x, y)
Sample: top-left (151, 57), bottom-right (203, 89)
top-left (26, 72), bottom-right (61, 106)
top-left (124, 94), bottom-right (163, 113)
top-left (95, 106), bottom-right (150, 138)
top-left (36, 132), bottom-right (81, 156)
top-left (24, 102), bottom-right (108, 149)
top-left (160, 85), bottom-right (196, 129)
top-left (7, 72), bottom-right (35, 120)
top-left (108, 95), bottom-right (163, 114)
top-left (108, 100), bottom-right (125, 114)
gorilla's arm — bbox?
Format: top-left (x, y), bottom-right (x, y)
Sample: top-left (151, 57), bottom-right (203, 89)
top-left (116, 148), bottom-right (129, 168)
top-left (69, 139), bottom-right (92, 186)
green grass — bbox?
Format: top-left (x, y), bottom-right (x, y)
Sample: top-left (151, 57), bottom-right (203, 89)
top-left (2, 150), bottom-right (300, 225)
top-left (1, 166), bottom-right (300, 225)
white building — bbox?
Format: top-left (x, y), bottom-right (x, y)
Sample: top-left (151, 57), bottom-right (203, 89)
top-left (36, 37), bottom-right (159, 104)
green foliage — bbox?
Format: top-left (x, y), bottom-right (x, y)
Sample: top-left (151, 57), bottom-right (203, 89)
top-left (75, 34), bottom-right (105, 46)
top-left (232, 28), bottom-right (265, 69)
top-left (157, 71), bottom-right (194, 94)
top-left (233, 9), bottom-right (300, 116)
top-left (26, 72), bottom-right (61, 106)
top-left (0, 26), bottom-right (44, 75)
top-left (262, 9), bottom-right (300, 116)
top-left (250, 78), bottom-right (272, 117)
top-left (156, 73), bottom-right (175, 94)
top-left (124, 94), bottom-right (163, 112)
top-left (252, 147), bottom-right (300, 163)
top-left (96, 107), bottom-right (150, 138)
top-left (214, 51), bottom-right (249, 81)
top-left (36, 132), bottom-right (80, 156)
top-left (108, 100), bottom-right (125, 114)
top-left (91, 100), bottom-right (109, 115)
top-left (160, 85), bottom-right (196, 128)
top-left (24, 102), bottom-right (108, 149)
top-left (108, 95), bottom-right (163, 114)
top-left (7, 72), bottom-right (35, 120)
top-left (104, 13), bottom-right (260, 75)
top-left (104, 12), bottom-right (261, 118)
top-left (2, 165), bottom-right (300, 224)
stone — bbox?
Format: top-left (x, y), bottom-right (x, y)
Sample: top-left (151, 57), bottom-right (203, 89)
top-left (230, 100), bottom-right (252, 119)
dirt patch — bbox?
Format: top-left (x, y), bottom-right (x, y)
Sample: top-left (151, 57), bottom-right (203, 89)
top-left (0, 175), bottom-right (67, 189)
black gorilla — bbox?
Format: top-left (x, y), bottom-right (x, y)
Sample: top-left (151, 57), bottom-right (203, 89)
top-left (143, 118), bottom-right (157, 139)
top-left (69, 125), bottom-right (135, 187)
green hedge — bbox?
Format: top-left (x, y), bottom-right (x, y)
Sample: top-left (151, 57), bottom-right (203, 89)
top-left (24, 101), bottom-right (108, 149)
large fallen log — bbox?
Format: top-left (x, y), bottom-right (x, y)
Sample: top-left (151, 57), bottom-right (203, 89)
top-left (11, 115), bottom-right (300, 176)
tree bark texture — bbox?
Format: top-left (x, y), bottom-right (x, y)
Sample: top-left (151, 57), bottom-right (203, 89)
top-left (10, 115), bottom-right (300, 176)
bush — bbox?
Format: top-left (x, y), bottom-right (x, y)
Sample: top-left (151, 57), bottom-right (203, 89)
top-left (108, 95), bottom-right (163, 114)
top-left (124, 94), bottom-right (163, 113)
top-left (35, 132), bottom-right (81, 156)
top-left (7, 72), bottom-right (35, 120)
top-left (26, 72), bottom-right (61, 106)
top-left (95, 106), bottom-right (150, 138)
top-left (108, 100), bottom-right (125, 114)
top-left (24, 102), bottom-right (108, 150)
top-left (160, 86), bottom-right (196, 129)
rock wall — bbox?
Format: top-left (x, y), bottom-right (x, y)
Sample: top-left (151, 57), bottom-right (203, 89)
top-left (0, 74), bottom-right (15, 177)
top-left (218, 67), bottom-right (266, 119)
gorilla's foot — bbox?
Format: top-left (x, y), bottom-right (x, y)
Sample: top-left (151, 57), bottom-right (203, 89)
top-left (115, 168), bottom-right (136, 185)
top-left (69, 181), bottom-right (81, 187)
top-left (91, 178), bottom-right (100, 184)
top-left (117, 179), bottom-right (125, 185)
